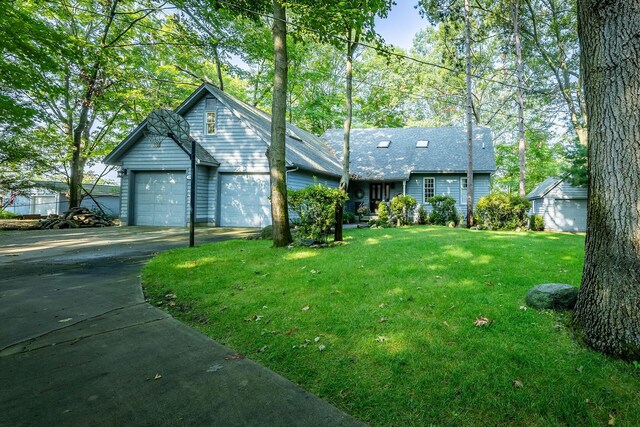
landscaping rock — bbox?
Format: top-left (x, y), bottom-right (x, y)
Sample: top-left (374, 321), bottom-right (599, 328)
top-left (525, 283), bottom-right (578, 310)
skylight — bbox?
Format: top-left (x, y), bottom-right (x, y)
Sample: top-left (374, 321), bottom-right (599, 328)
top-left (377, 140), bottom-right (391, 148)
top-left (416, 140), bottom-right (429, 148)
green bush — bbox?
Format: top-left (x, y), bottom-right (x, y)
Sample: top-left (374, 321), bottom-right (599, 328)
top-left (0, 209), bottom-right (17, 219)
top-left (391, 195), bottom-right (417, 226)
top-left (529, 214), bottom-right (544, 231)
top-left (414, 204), bottom-right (428, 225)
top-left (377, 201), bottom-right (390, 226)
top-left (426, 195), bottom-right (458, 226)
top-left (343, 211), bottom-right (356, 224)
top-left (259, 225), bottom-right (273, 240)
top-left (288, 184), bottom-right (349, 243)
top-left (475, 193), bottom-right (531, 230)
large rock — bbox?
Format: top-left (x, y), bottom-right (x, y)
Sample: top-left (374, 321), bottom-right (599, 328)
top-left (525, 283), bottom-right (579, 310)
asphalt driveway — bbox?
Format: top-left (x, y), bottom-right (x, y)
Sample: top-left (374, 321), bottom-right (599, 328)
top-left (0, 226), bottom-right (363, 426)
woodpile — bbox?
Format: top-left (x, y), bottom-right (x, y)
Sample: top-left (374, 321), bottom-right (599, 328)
top-left (38, 207), bottom-right (115, 229)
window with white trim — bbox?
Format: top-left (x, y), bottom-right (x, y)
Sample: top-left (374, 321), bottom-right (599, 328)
top-left (423, 177), bottom-right (435, 201)
top-left (206, 111), bottom-right (216, 134)
top-left (460, 177), bottom-right (468, 204)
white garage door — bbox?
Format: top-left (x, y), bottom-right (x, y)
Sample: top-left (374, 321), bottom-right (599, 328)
top-left (553, 199), bottom-right (587, 232)
top-left (134, 171), bottom-right (186, 226)
top-left (220, 174), bottom-right (271, 227)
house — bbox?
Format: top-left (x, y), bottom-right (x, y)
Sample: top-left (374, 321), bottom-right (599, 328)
top-left (322, 127), bottom-right (495, 215)
top-left (2, 181), bottom-right (120, 217)
top-left (104, 84), bottom-right (341, 227)
top-left (527, 177), bottom-right (587, 232)
top-left (105, 84), bottom-right (496, 228)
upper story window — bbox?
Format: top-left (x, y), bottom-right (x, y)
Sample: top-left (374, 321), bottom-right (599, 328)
top-left (206, 111), bottom-right (216, 134)
top-left (424, 177), bottom-right (435, 201)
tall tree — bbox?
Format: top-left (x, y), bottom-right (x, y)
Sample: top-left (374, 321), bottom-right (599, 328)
top-left (268, 0), bottom-right (293, 246)
top-left (572, 0), bottom-right (640, 359)
top-left (512, 0), bottom-right (526, 197)
top-left (463, 0), bottom-right (474, 226)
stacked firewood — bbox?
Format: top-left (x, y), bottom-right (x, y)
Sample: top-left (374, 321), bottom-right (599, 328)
top-left (38, 207), bottom-right (115, 229)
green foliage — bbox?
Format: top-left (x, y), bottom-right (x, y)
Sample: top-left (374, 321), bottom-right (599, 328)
top-left (529, 214), bottom-right (544, 231)
top-left (259, 225), bottom-right (273, 240)
top-left (563, 141), bottom-right (588, 187)
top-left (426, 195), bottom-right (458, 226)
top-left (414, 204), bottom-right (428, 225)
top-left (288, 184), bottom-right (348, 243)
top-left (356, 202), bottom-right (370, 216)
top-left (0, 209), bottom-right (17, 219)
top-left (377, 201), bottom-right (390, 225)
top-left (476, 193), bottom-right (531, 230)
top-left (343, 211), bottom-right (356, 224)
top-left (390, 195), bottom-right (417, 226)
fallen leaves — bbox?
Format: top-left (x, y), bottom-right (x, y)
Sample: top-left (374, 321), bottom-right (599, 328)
top-left (375, 336), bottom-right (388, 343)
top-left (58, 318), bottom-right (72, 323)
top-left (512, 379), bottom-right (524, 388)
top-left (474, 316), bottom-right (492, 327)
top-left (301, 305), bottom-right (310, 311)
top-left (284, 327), bottom-right (298, 335)
top-left (318, 344), bottom-right (326, 351)
top-left (154, 373), bottom-right (162, 380)
top-left (224, 353), bottom-right (245, 361)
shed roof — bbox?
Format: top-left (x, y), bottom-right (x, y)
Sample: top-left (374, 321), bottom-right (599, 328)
top-left (526, 177), bottom-right (587, 200)
top-left (34, 181), bottom-right (120, 196)
top-left (322, 127), bottom-right (496, 181)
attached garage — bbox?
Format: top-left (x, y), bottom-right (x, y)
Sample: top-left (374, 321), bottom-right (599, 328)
top-left (133, 171), bottom-right (186, 226)
top-left (219, 174), bottom-right (270, 227)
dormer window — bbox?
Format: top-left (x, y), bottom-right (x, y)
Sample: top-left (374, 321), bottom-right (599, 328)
top-left (377, 140), bottom-right (391, 148)
top-left (206, 112), bottom-right (216, 134)
top-left (416, 140), bottom-right (429, 148)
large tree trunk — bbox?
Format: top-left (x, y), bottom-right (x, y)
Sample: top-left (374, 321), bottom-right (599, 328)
top-left (464, 0), bottom-right (474, 227)
top-left (513, 0), bottom-right (526, 198)
top-left (267, 0), bottom-right (292, 247)
top-left (335, 29), bottom-right (358, 242)
top-left (572, 0), bottom-right (640, 359)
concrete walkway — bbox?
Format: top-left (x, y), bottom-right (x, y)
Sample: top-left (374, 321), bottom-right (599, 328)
top-left (0, 227), bottom-right (364, 426)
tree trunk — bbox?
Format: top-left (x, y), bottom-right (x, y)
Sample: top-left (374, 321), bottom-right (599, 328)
top-left (335, 29), bottom-right (358, 242)
top-left (213, 44), bottom-right (224, 91)
top-left (513, 0), bottom-right (526, 198)
top-left (573, 0), bottom-right (640, 360)
top-left (268, 0), bottom-right (292, 247)
top-left (464, 0), bottom-right (474, 227)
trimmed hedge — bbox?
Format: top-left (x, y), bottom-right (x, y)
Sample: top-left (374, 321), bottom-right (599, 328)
top-left (475, 193), bottom-right (531, 230)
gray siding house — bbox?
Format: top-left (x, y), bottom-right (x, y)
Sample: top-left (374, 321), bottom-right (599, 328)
top-left (104, 84), bottom-right (341, 227)
top-left (527, 177), bottom-right (587, 232)
top-left (105, 85), bottom-right (496, 227)
top-left (322, 127), bottom-right (496, 216)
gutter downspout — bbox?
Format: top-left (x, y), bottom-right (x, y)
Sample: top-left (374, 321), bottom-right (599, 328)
top-left (403, 180), bottom-right (406, 195)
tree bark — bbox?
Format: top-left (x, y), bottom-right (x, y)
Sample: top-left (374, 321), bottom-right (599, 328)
top-left (464, 0), bottom-right (474, 227)
top-left (513, 0), bottom-right (526, 198)
top-left (268, 0), bottom-right (292, 247)
top-left (573, 0), bottom-right (640, 359)
top-left (335, 28), bottom-right (359, 242)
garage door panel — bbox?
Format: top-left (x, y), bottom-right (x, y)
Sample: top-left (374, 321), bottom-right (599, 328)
top-left (134, 172), bottom-right (186, 226)
top-left (553, 199), bottom-right (587, 232)
top-left (220, 174), bottom-right (271, 227)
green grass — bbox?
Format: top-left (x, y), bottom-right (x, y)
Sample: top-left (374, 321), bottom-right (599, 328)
top-left (142, 227), bottom-right (640, 426)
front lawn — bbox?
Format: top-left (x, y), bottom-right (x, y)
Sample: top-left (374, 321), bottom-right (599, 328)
top-left (142, 227), bottom-right (640, 426)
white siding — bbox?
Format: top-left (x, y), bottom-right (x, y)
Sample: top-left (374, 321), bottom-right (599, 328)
top-left (184, 97), bottom-right (270, 173)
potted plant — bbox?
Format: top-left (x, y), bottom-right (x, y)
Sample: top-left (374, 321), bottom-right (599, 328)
top-left (356, 203), bottom-right (370, 221)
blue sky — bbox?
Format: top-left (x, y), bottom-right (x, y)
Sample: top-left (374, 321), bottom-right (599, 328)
top-left (375, 1), bottom-right (430, 49)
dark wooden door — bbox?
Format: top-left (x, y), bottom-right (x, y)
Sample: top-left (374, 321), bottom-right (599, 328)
top-left (370, 183), bottom-right (390, 212)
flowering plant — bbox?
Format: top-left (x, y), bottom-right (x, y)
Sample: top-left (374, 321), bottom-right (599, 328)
top-left (356, 203), bottom-right (370, 216)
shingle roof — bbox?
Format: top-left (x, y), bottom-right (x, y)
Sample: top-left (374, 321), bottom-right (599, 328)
top-left (34, 181), bottom-right (120, 196)
top-left (204, 84), bottom-right (341, 177)
top-left (526, 177), bottom-right (561, 199)
top-left (322, 127), bottom-right (496, 181)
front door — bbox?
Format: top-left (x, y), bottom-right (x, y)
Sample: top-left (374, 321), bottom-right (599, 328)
top-left (370, 183), bottom-right (391, 212)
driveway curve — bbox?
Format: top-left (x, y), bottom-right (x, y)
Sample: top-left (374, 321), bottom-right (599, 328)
top-left (0, 227), bottom-right (364, 427)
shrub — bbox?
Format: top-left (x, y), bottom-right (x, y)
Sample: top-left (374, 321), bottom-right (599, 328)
top-left (391, 195), bottom-right (417, 226)
top-left (356, 203), bottom-right (370, 217)
top-left (343, 211), bottom-right (356, 224)
top-left (259, 225), bottom-right (273, 240)
top-left (377, 201), bottom-right (390, 226)
top-left (0, 209), bottom-right (17, 219)
top-left (288, 184), bottom-right (349, 243)
top-left (414, 204), bottom-right (428, 225)
top-left (529, 214), bottom-right (544, 231)
top-left (426, 195), bottom-right (458, 226)
top-left (475, 193), bottom-right (531, 230)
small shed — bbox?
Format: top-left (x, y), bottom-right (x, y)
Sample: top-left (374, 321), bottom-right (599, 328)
top-left (527, 177), bottom-right (587, 232)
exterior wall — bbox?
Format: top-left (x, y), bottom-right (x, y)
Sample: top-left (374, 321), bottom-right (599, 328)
top-left (208, 171), bottom-right (218, 226)
top-left (196, 166), bottom-right (210, 223)
top-left (78, 195), bottom-right (121, 217)
top-left (287, 171), bottom-right (339, 190)
top-left (184, 97), bottom-right (270, 173)
top-left (346, 181), bottom-right (404, 213)
top-left (546, 181), bottom-right (588, 199)
top-left (406, 173), bottom-right (491, 215)
top-left (2, 194), bottom-right (32, 215)
top-left (120, 175), bottom-right (130, 224)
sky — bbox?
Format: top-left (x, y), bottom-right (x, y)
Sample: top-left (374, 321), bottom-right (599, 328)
top-left (375, 1), bottom-right (430, 50)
